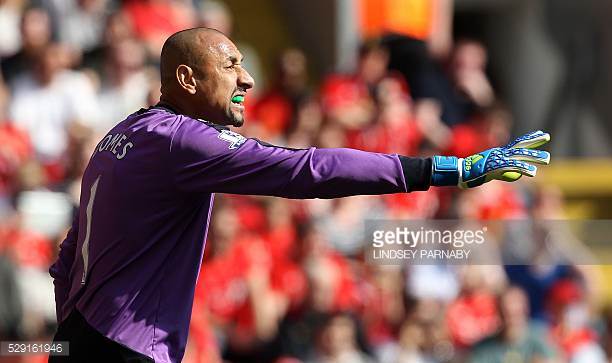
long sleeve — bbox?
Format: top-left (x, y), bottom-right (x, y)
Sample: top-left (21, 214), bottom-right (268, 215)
top-left (170, 119), bottom-right (431, 198)
top-left (49, 211), bottom-right (79, 323)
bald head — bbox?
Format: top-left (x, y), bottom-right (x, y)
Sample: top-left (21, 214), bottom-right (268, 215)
top-left (160, 27), bottom-right (226, 90)
top-left (158, 27), bottom-right (254, 126)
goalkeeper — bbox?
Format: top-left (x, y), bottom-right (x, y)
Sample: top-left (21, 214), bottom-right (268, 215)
top-left (49, 27), bottom-right (550, 363)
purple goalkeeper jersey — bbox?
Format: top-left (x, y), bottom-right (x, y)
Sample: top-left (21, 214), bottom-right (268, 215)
top-left (49, 105), bottom-right (431, 362)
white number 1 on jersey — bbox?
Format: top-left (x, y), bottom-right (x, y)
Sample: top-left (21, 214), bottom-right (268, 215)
top-left (81, 175), bottom-right (100, 284)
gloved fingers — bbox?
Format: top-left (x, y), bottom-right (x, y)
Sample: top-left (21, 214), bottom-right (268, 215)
top-left (504, 148), bottom-right (550, 165)
top-left (486, 159), bottom-right (538, 177)
top-left (499, 171), bottom-right (523, 182)
top-left (486, 170), bottom-right (523, 183)
top-left (505, 130), bottom-right (550, 149)
top-left (461, 166), bottom-right (528, 188)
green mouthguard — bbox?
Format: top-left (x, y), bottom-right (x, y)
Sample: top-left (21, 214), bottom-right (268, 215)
top-left (231, 95), bottom-right (244, 103)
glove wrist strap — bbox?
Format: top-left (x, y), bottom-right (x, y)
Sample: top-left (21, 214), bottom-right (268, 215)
top-left (431, 155), bottom-right (460, 186)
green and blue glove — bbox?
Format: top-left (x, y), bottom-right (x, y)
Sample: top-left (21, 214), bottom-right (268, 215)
top-left (431, 130), bottom-right (551, 189)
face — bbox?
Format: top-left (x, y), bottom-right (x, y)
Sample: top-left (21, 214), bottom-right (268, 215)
top-left (500, 288), bottom-right (528, 324)
top-left (22, 8), bottom-right (51, 48)
top-left (194, 36), bottom-right (254, 126)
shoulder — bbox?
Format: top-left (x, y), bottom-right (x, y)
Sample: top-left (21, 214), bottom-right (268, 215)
top-left (170, 115), bottom-right (248, 158)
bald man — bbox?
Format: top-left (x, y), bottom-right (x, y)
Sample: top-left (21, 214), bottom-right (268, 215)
top-left (49, 28), bottom-right (550, 363)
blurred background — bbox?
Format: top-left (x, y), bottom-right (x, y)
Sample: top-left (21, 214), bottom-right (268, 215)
top-left (1, 0), bottom-right (612, 362)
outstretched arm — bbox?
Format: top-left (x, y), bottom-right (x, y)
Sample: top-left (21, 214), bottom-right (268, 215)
top-left (171, 120), bottom-right (550, 197)
top-left (170, 120), bottom-right (432, 198)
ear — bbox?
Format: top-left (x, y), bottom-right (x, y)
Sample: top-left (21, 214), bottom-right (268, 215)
top-left (176, 64), bottom-right (197, 94)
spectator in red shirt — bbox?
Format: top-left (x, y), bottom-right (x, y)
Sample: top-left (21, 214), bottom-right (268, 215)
top-left (349, 76), bottom-right (422, 155)
top-left (548, 279), bottom-right (607, 362)
top-left (197, 197), bottom-right (308, 361)
top-left (251, 49), bottom-right (311, 141)
top-left (447, 266), bottom-right (502, 349)
top-left (444, 103), bottom-right (512, 158)
top-left (320, 41), bottom-right (386, 131)
top-left (360, 265), bottom-right (406, 348)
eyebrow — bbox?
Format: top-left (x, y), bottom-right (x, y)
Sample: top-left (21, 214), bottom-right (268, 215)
top-left (227, 55), bottom-right (244, 63)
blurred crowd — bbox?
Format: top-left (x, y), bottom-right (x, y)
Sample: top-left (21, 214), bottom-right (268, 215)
top-left (0, 0), bottom-right (611, 363)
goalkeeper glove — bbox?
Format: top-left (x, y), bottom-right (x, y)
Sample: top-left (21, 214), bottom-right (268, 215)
top-left (431, 130), bottom-right (551, 189)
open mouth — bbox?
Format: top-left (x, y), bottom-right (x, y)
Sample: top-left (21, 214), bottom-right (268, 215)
top-left (231, 95), bottom-right (245, 106)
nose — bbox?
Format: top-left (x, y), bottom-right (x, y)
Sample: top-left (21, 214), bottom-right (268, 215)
top-left (238, 67), bottom-right (255, 90)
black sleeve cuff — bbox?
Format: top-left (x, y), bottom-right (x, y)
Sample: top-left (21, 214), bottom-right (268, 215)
top-left (398, 156), bottom-right (432, 192)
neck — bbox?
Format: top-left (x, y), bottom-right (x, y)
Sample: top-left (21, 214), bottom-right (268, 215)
top-left (158, 92), bottom-right (230, 126)
top-left (503, 321), bottom-right (527, 342)
top-left (158, 94), bottom-right (201, 120)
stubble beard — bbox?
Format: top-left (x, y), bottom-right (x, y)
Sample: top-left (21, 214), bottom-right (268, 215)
top-left (229, 109), bottom-right (244, 127)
